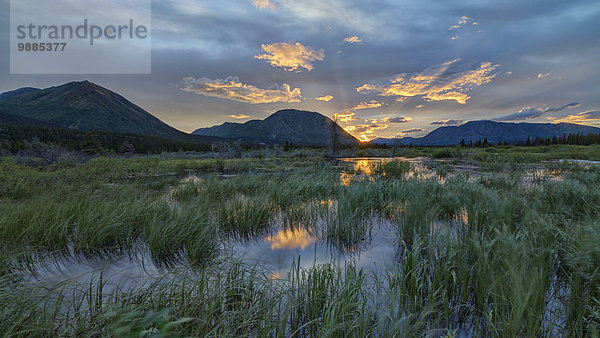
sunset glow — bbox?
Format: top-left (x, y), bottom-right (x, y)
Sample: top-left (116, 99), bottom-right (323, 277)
top-left (265, 228), bottom-right (318, 250)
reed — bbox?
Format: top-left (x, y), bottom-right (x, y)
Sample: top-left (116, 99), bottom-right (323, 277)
top-left (1, 148), bottom-right (600, 336)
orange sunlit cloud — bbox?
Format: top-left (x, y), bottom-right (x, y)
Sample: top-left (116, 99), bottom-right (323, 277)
top-left (229, 114), bottom-right (250, 119)
top-left (549, 110), bottom-right (600, 125)
top-left (265, 228), bottom-right (317, 250)
top-left (255, 42), bottom-right (325, 72)
top-left (180, 76), bottom-right (302, 104)
top-left (356, 59), bottom-right (497, 104)
top-left (352, 100), bottom-right (384, 110)
top-left (344, 122), bottom-right (389, 142)
top-left (344, 36), bottom-right (362, 44)
top-left (333, 111), bottom-right (359, 122)
top-left (315, 95), bottom-right (334, 102)
top-left (252, 0), bottom-right (276, 10)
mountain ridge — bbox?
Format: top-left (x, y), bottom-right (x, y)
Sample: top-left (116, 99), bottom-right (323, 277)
top-left (193, 109), bottom-right (361, 146)
top-left (0, 87), bottom-right (40, 101)
top-left (2, 82), bottom-right (599, 148)
top-left (0, 81), bottom-right (193, 139)
top-left (371, 120), bottom-right (600, 146)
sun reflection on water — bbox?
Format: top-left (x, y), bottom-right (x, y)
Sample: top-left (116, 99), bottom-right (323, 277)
top-left (350, 159), bottom-right (377, 175)
top-left (265, 228), bottom-right (318, 250)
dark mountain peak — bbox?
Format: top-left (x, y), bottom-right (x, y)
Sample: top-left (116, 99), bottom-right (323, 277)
top-left (193, 109), bottom-right (360, 146)
top-left (272, 108), bottom-right (302, 115)
top-left (271, 109), bottom-right (321, 116)
top-left (66, 80), bottom-right (92, 86)
top-left (0, 81), bottom-right (188, 139)
top-left (267, 109), bottom-right (327, 122)
top-left (53, 80), bottom-right (110, 96)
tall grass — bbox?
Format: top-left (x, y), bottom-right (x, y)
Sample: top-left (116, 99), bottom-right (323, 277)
top-left (1, 153), bottom-right (600, 336)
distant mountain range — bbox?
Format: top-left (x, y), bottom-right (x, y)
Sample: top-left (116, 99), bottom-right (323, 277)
top-left (371, 120), bottom-right (600, 146)
top-left (0, 82), bottom-right (355, 147)
top-left (1, 81), bottom-right (599, 148)
top-left (192, 109), bottom-right (361, 146)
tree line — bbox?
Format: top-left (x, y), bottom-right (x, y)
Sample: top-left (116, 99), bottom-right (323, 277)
top-left (459, 132), bottom-right (600, 148)
top-left (0, 123), bottom-right (212, 155)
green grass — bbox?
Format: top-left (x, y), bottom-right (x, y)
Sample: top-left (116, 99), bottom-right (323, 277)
top-left (370, 159), bottom-right (412, 178)
top-left (1, 146), bottom-right (600, 336)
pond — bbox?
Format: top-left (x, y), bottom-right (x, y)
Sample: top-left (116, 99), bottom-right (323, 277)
top-left (228, 219), bottom-right (399, 280)
top-left (22, 218), bottom-right (401, 298)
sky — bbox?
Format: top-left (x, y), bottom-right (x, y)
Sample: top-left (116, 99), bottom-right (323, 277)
top-left (1, 0), bottom-right (599, 141)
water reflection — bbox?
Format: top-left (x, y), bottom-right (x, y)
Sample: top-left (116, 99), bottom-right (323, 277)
top-left (265, 228), bottom-right (318, 250)
top-left (339, 157), bottom-right (433, 184)
top-left (22, 247), bottom-right (172, 297)
top-left (232, 221), bottom-right (399, 280)
top-left (343, 158), bottom-right (380, 175)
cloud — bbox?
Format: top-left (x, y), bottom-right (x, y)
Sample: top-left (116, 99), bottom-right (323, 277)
top-left (255, 42), bottom-right (325, 72)
top-left (333, 111), bottom-right (358, 122)
top-left (180, 76), bottom-right (302, 104)
top-left (551, 110), bottom-right (600, 124)
top-left (315, 95), bottom-right (334, 102)
top-left (494, 102), bottom-right (580, 121)
top-left (537, 72), bottom-right (551, 79)
top-left (352, 100), bottom-right (384, 110)
top-left (357, 59), bottom-right (498, 104)
top-left (399, 128), bottom-right (426, 136)
top-left (252, 0), bottom-right (276, 10)
top-left (430, 119), bottom-right (464, 126)
top-left (383, 116), bottom-right (413, 123)
top-left (344, 36), bottom-right (362, 44)
top-left (229, 114), bottom-right (250, 119)
top-left (449, 16), bottom-right (478, 30)
top-left (344, 123), bottom-right (389, 142)
top-left (448, 16), bottom-right (479, 40)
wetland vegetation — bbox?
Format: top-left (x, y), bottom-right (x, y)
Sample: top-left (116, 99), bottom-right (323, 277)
top-left (1, 145), bottom-right (599, 336)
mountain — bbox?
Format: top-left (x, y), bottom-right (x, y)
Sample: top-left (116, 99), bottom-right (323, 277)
top-left (372, 120), bottom-right (600, 146)
top-left (0, 110), bottom-right (57, 127)
top-left (192, 109), bottom-right (361, 146)
top-left (0, 87), bottom-right (40, 101)
top-left (0, 81), bottom-right (208, 141)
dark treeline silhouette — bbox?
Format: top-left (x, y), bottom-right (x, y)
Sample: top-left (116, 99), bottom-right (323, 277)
top-left (0, 123), bottom-right (212, 154)
top-left (457, 132), bottom-right (600, 148)
top-left (2, 122), bottom-right (599, 155)
top-left (371, 132), bottom-right (600, 149)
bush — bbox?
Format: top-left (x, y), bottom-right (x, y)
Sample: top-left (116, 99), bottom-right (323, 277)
top-left (432, 147), bottom-right (461, 159)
